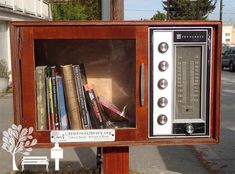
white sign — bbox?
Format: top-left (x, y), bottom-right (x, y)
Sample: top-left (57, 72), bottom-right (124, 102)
top-left (50, 129), bottom-right (115, 143)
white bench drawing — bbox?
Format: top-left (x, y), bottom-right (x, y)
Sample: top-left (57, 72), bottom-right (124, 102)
top-left (21, 156), bottom-right (49, 172)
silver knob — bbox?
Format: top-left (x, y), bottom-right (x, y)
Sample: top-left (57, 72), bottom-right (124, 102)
top-left (158, 61), bottom-right (169, 71)
top-left (158, 79), bottom-right (168, 89)
top-left (158, 42), bottom-right (169, 53)
top-left (185, 124), bottom-right (194, 134)
top-left (157, 115), bottom-right (168, 125)
top-left (158, 97), bottom-right (168, 108)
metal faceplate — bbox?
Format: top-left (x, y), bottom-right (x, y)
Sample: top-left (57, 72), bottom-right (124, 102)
top-left (149, 27), bottom-right (211, 138)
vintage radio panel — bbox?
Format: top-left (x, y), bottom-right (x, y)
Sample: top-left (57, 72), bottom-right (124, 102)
top-left (149, 27), bottom-right (212, 138)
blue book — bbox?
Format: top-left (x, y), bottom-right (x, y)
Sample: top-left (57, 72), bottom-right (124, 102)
top-left (56, 75), bottom-right (69, 130)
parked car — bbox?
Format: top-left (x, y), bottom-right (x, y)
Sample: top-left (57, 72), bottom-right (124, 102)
top-left (222, 47), bottom-right (235, 72)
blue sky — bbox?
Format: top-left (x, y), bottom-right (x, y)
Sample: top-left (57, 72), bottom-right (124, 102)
top-left (124, 0), bottom-right (235, 21)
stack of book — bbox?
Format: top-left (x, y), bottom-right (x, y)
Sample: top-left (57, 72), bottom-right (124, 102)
top-left (35, 64), bottom-right (129, 131)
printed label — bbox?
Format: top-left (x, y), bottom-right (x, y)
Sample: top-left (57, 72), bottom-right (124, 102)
top-left (50, 129), bottom-right (115, 143)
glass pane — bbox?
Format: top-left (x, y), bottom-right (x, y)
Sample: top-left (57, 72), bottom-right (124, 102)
top-left (34, 39), bottom-right (136, 129)
top-left (175, 46), bottom-right (202, 120)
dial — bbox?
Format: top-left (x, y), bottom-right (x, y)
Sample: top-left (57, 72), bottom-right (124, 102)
top-left (158, 42), bottom-right (169, 53)
top-left (158, 61), bottom-right (169, 71)
top-left (158, 97), bottom-right (168, 108)
top-left (158, 79), bottom-right (168, 89)
top-left (157, 115), bottom-right (168, 125)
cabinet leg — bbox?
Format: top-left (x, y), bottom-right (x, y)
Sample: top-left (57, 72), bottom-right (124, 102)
top-left (103, 146), bottom-right (129, 174)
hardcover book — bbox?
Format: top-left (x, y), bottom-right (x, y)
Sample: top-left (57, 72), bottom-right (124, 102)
top-left (51, 66), bottom-right (60, 130)
top-left (35, 66), bottom-right (47, 130)
top-left (73, 65), bottom-right (92, 129)
top-left (84, 84), bottom-right (105, 129)
top-left (56, 75), bottom-right (69, 130)
top-left (61, 64), bottom-right (83, 130)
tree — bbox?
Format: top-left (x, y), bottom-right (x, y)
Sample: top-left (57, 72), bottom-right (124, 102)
top-left (51, 2), bottom-right (88, 20)
top-left (2, 124), bottom-right (37, 171)
top-left (151, 11), bottom-right (166, 20)
top-left (51, 0), bottom-right (101, 20)
top-left (163, 0), bottom-right (217, 20)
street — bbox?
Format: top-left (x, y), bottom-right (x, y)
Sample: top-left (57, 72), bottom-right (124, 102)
top-left (0, 71), bottom-right (234, 173)
top-left (130, 71), bottom-right (235, 174)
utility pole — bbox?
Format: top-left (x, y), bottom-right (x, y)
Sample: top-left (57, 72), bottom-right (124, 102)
top-left (196, 0), bottom-right (200, 20)
top-left (166, 0), bottom-right (170, 20)
top-left (219, 0), bottom-right (223, 21)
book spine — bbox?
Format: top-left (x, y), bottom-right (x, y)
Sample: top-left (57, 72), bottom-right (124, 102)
top-left (35, 66), bottom-right (47, 130)
top-left (84, 84), bottom-right (104, 129)
top-left (51, 66), bottom-right (60, 130)
top-left (48, 77), bottom-right (55, 130)
top-left (45, 77), bottom-right (51, 130)
top-left (56, 75), bottom-right (69, 130)
top-left (60, 64), bottom-right (82, 130)
top-left (73, 65), bottom-right (91, 129)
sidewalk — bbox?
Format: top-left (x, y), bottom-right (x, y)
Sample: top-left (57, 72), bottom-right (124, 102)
top-left (0, 95), bottom-right (208, 174)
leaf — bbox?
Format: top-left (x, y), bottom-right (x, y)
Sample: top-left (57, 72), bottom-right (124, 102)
top-left (2, 145), bottom-right (9, 152)
top-left (27, 135), bottom-right (33, 140)
top-left (19, 142), bottom-right (24, 148)
top-left (19, 136), bottom-right (27, 142)
top-left (28, 127), bottom-right (34, 135)
top-left (9, 137), bottom-right (15, 146)
top-left (13, 130), bottom-right (19, 139)
top-left (3, 131), bottom-right (9, 138)
top-left (25, 140), bottom-right (30, 147)
top-left (25, 148), bottom-right (32, 152)
top-left (23, 152), bottom-right (30, 156)
top-left (2, 137), bottom-right (9, 144)
top-left (17, 125), bottom-right (22, 132)
top-left (8, 128), bottom-right (13, 136)
top-left (20, 128), bottom-right (28, 137)
top-left (30, 139), bottom-right (37, 146)
top-left (9, 144), bottom-right (14, 153)
top-left (12, 124), bottom-right (18, 130)
top-left (17, 147), bottom-right (24, 152)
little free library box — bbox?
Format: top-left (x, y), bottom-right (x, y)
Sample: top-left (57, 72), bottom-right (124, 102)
top-left (10, 21), bottom-right (221, 147)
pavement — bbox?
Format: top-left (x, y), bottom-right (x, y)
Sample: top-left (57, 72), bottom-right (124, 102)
top-left (0, 71), bottom-right (234, 174)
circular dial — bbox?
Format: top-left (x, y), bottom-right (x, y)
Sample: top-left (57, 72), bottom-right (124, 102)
top-left (158, 42), bottom-right (169, 53)
top-left (158, 61), bottom-right (169, 71)
top-left (158, 97), bottom-right (168, 108)
top-left (185, 124), bottom-right (194, 134)
top-left (158, 79), bottom-right (168, 89)
top-left (157, 115), bottom-right (168, 125)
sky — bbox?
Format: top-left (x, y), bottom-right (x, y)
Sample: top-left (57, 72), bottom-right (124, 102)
top-left (124, 0), bottom-right (235, 21)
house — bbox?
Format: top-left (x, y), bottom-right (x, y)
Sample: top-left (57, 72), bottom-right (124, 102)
top-left (0, 0), bottom-right (51, 79)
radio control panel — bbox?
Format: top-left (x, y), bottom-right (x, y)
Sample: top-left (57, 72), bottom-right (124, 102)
top-left (149, 27), bottom-right (212, 138)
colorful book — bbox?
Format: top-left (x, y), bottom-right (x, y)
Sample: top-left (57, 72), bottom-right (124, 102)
top-left (56, 75), bottom-right (69, 130)
top-left (35, 66), bottom-right (47, 130)
top-left (48, 77), bottom-right (55, 130)
top-left (73, 65), bottom-right (92, 129)
top-left (60, 64), bottom-right (83, 130)
top-left (98, 97), bottom-right (129, 122)
top-left (45, 77), bottom-right (52, 130)
top-left (51, 66), bottom-right (60, 130)
top-left (84, 84), bottom-right (105, 129)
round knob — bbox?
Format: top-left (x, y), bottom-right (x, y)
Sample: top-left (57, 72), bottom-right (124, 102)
top-left (157, 115), bottom-right (168, 125)
top-left (158, 61), bottom-right (169, 71)
top-left (158, 79), bottom-right (168, 89)
top-left (158, 42), bottom-right (169, 53)
top-left (158, 97), bottom-right (168, 108)
top-left (185, 124), bottom-right (194, 134)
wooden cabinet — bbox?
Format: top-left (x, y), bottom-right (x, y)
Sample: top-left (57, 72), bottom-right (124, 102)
top-left (10, 21), bottom-right (221, 147)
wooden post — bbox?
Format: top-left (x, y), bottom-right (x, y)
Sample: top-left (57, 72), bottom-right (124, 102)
top-left (103, 146), bottom-right (129, 174)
